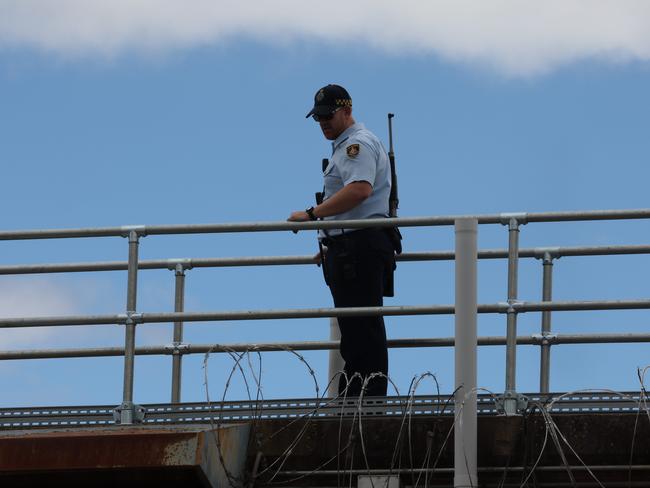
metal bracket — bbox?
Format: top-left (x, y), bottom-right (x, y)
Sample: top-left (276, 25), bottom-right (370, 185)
top-left (532, 332), bottom-right (558, 346)
top-left (167, 259), bottom-right (193, 273)
top-left (164, 342), bottom-right (190, 356)
top-left (499, 301), bottom-right (522, 314)
top-left (496, 391), bottom-right (528, 416)
top-left (500, 212), bottom-right (528, 227)
top-left (113, 401), bottom-right (145, 424)
top-left (127, 312), bottom-right (144, 324)
top-left (120, 225), bottom-right (147, 238)
top-left (533, 247), bottom-right (561, 262)
top-left (120, 312), bottom-right (144, 325)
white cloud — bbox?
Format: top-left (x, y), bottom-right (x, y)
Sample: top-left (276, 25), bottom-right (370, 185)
top-left (0, 277), bottom-right (179, 350)
top-left (1, 1), bottom-right (650, 75)
top-left (0, 280), bottom-right (81, 348)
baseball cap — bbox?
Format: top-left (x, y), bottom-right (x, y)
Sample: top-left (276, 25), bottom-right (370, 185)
top-left (305, 84), bottom-right (352, 118)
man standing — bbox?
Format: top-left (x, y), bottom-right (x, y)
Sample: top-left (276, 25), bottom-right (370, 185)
top-left (288, 84), bottom-right (396, 397)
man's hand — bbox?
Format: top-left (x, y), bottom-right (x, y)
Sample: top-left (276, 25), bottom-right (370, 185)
top-left (288, 182), bottom-right (370, 226)
top-left (287, 211), bottom-right (310, 222)
top-left (288, 210), bottom-right (311, 234)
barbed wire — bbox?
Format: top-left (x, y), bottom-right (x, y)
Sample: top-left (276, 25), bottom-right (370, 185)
top-left (202, 344), bottom-right (340, 487)
top-left (628, 366), bottom-right (650, 487)
top-left (518, 385), bottom-right (650, 488)
top-left (356, 372), bottom-right (403, 488)
top-left (264, 372), bottom-right (364, 485)
top-left (203, 347), bottom-right (263, 488)
top-left (248, 371), bottom-right (431, 487)
top-left (404, 372), bottom-right (444, 488)
top-left (198, 349), bottom-right (650, 488)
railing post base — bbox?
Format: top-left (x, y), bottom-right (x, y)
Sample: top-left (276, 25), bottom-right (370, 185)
top-left (497, 390), bottom-right (528, 416)
top-left (113, 401), bottom-right (145, 425)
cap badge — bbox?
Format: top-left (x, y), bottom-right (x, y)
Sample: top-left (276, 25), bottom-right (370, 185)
top-left (316, 90), bottom-right (325, 102)
top-left (346, 144), bottom-right (360, 158)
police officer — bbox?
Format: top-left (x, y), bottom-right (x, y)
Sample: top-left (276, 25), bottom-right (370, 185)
top-left (288, 84), bottom-right (395, 397)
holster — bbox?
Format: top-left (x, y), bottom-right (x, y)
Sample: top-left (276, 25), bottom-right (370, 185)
top-left (385, 226), bottom-right (403, 255)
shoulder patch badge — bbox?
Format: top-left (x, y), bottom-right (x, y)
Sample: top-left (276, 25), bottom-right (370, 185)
top-left (346, 144), bottom-right (360, 158)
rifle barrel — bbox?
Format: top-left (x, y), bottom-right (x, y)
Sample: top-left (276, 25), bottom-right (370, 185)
top-left (388, 113), bottom-right (395, 154)
top-left (387, 113), bottom-right (398, 218)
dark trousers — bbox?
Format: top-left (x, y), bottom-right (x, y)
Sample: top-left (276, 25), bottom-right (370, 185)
top-left (323, 228), bottom-right (394, 397)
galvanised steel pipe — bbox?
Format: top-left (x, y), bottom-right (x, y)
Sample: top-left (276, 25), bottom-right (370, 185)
top-left (0, 346), bottom-right (162, 360)
top-left (551, 244), bottom-right (650, 257)
top-left (0, 225), bottom-right (142, 241)
top-left (454, 218), bottom-right (478, 488)
top-left (0, 256), bottom-right (315, 275)
top-left (550, 332), bottom-right (650, 344)
top-left (141, 305), bottom-right (465, 322)
top-left (2, 333), bottom-right (650, 360)
top-left (276, 465), bottom-right (650, 476)
top-left (171, 264), bottom-right (186, 403)
top-left (327, 318), bottom-right (344, 398)
top-left (524, 208), bottom-right (650, 222)
top-left (540, 252), bottom-right (554, 393)
top-left (514, 299), bottom-right (650, 312)
top-left (277, 465), bottom-right (650, 475)
top-left (0, 216), bottom-right (451, 240)
top-left (120, 230), bottom-right (140, 424)
top-left (504, 217), bottom-right (522, 415)
top-left (1, 208), bottom-right (650, 241)
top-left (3, 300), bottom-right (650, 329)
top-left (0, 314), bottom-right (125, 328)
top-left (3, 244), bottom-right (650, 276)
top-left (0, 305), bottom-right (465, 329)
top-left (141, 217), bottom-right (451, 234)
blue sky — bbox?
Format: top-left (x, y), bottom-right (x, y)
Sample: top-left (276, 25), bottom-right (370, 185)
top-left (1, 2), bottom-right (650, 408)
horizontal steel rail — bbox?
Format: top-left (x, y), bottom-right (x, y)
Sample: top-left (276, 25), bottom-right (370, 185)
top-left (0, 392), bottom-right (642, 429)
top-left (272, 466), bottom-right (650, 486)
top-left (2, 333), bottom-right (650, 361)
top-left (2, 244), bottom-right (650, 275)
top-left (275, 465), bottom-right (650, 475)
top-left (1, 300), bottom-right (649, 329)
top-left (1, 208), bottom-right (649, 241)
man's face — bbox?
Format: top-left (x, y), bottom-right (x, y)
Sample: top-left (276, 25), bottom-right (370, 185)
top-left (319, 107), bottom-right (351, 140)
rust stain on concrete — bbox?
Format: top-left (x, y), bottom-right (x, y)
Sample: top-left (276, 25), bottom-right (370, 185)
top-left (0, 423), bottom-right (250, 488)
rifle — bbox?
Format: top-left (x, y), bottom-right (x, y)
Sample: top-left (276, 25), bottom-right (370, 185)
top-left (387, 113), bottom-right (399, 218)
top-left (386, 114), bottom-right (402, 256)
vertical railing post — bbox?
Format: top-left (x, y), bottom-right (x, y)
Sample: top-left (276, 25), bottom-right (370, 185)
top-left (171, 263), bottom-right (186, 403)
top-left (454, 218), bottom-right (478, 488)
top-left (327, 318), bottom-right (344, 397)
top-left (539, 251), bottom-right (555, 393)
top-left (500, 213), bottom-right (527, 415)
top-left (115, 227), bottom-right (145, 425)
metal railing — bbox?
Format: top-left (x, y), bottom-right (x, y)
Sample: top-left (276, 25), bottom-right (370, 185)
top-left (0, 391), bottom-right (641, 429)
top-left (1, 209), bottom-right (650, 422)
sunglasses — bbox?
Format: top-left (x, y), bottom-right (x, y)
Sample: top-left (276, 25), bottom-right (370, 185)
top-left (312, 107), bottom-right (342, 122)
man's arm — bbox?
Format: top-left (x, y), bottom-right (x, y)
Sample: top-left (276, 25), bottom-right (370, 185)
top-left (288, 181), bottom-right (372, 222)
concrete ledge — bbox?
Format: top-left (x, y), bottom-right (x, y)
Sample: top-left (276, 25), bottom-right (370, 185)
top-left (0, 423), bottom-right (249, 487)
